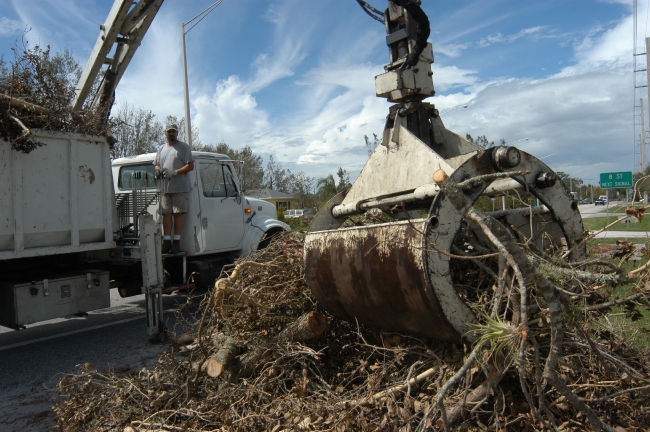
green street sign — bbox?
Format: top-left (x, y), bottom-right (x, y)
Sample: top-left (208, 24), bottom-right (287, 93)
top-left (600, 171), bottom-right (633, 189)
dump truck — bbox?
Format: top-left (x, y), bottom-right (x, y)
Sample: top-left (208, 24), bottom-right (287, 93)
top-left (0, 0), bottom-right (288, 337)
top-left (0, 130), bottom-right (287, 332)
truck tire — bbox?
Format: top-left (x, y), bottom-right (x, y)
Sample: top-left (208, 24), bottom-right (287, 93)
top-left (257, 228), bottom-right (285, 250)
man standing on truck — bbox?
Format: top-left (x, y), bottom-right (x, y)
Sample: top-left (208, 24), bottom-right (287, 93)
top-left (154, 123), bottom-right (194, 254)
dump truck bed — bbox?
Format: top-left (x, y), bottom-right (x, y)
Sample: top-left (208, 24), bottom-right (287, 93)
top-left (0, 130), bottom-right (116, 260)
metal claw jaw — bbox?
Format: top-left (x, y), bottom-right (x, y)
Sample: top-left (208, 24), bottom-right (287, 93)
top-left (305, 148), bottom-right (585, 344)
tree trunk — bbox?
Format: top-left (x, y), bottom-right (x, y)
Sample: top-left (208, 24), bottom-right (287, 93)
top-left (238, 311), bottom-right (327, 379)
top-left (276, 311), bottom-right (327, 343)
top-left (205, 336), bottom-right (240, 378)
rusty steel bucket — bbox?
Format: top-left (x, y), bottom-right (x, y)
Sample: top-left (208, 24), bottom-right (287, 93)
top-left (304, 148), bottom-right (585, 343)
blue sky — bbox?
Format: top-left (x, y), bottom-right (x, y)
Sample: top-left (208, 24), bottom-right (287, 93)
top-left (0, 0), bottom-right (644, 185)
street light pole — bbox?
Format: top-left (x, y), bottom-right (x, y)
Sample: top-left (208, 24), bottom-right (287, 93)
top-left (181, 22), bottom-right (192, 147)
top-left (569, 169), bottom-right (585, 195)
top-left (181, 0), bottom-right (225, 149)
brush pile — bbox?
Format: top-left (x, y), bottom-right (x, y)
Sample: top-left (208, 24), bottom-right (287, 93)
top-left (54, 215), bottom-right (650, 431)
top-left (0, 44), bottom-right (109, 153)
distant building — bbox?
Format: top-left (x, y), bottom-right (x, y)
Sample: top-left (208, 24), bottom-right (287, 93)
top-left (247, 188), bottom-right (298, 210)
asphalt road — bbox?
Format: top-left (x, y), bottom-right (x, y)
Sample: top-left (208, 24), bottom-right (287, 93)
top-left (0, 289), bottom-right (199, 431)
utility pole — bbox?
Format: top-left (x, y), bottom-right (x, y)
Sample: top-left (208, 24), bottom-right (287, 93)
top-left (644, 37), bottom-right (650, 172)
top-left (181, 0), bottom-right (225, 149)
top-left (181, 21), bottom-right (192, 148)
top-left (640, 98), bottom-right (646, 173)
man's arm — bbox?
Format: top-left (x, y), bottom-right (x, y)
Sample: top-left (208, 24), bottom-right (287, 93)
top-left (177, 161), bottom-right (194, 175)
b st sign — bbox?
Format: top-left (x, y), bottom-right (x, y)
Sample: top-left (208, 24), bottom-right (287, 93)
top-left (599, 171), bottom-right (633, 189)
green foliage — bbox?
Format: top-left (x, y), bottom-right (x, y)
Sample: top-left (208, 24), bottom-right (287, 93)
top-left (474, 195), bottom-right (496, 212)
top-left (583, 216), bottom-right (650, 232)
top-left (465, 134), bottom-right (497, 148)
top-left (0, 44), bottom-right (108, 152)
top-left (469, 313), bottom-right (522, 368)
top-left (316, 174), bottom-right (337, 203)
top-left (587, 241), bottom-right (650, 350)
top-left (276, 207), bottom-right (285, 221)
top-left (336, 167), bottom-right (352, 192)
top-left (364, 133), bottom-right (380, 157)
top-left (195, 142), bottom-right (265, 192)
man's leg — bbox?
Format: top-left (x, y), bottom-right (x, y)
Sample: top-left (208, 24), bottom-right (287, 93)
top-left (162, 213), bottom-right (173, 236)
top-left (161, 194), bottom-right (173, 253)
top-left (172, 213), bottom-right (184, 236)
top-left (170, 192), bottom-right (188, 253)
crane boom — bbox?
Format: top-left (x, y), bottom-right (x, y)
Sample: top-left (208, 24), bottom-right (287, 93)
top-left (73, 0), bottom-right (164, 116)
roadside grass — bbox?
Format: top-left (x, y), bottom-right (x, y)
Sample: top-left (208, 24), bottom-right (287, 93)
top-left (586, 237), bottom-right (647, 246)
top-left (583, 215), bottom-right (650, 232)
top-left (597, 203), bottom-right (646, 214)
top-left (586, 241), bottom-right (650, 350)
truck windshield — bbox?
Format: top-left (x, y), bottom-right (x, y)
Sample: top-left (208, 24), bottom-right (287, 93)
top-left (118, 164), bottom-right (157, 190)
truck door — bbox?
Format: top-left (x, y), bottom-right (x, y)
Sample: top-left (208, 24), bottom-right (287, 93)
top-left (196, 160), bottom-right (245, 251)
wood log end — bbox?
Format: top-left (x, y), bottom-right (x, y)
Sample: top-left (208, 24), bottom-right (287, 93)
top-left (205, 358), bottom-right (225, 378)
top-left (307, 311), bottom-right (327, 337)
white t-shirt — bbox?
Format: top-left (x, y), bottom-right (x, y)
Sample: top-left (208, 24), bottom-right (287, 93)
top-left (153, 141), bottom-right (194, 193)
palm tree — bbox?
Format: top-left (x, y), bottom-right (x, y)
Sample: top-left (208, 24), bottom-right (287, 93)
top-left (316, 174), bottom-right (337, 203)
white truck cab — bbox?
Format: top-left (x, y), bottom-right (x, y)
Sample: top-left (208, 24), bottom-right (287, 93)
top-left (112, 151), bottom-right (288, 257)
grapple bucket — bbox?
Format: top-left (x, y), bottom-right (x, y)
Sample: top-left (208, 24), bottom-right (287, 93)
top-left (305, 147), bottom-right (585, 343)
top-left (304, 1), bottom-right (585, 343)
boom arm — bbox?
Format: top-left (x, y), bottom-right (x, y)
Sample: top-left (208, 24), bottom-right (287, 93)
top-left (73, 0), bottom-right (164, 117)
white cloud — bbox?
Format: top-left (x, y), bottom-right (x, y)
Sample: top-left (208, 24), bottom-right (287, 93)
top-left (443, 17), bottom-right (633, 183)
top-left (432, 64), bottom-right (478, 91)
top-left (435, 42), bottom-right (469, 58)
top-left (263, 4), bottom-right (282, 25)
top-left (250, 39), bottom-right (304, 92)
top-left (194, 75), bottom-right (271, 145)
top-left (0, 17), bottom-right (25, 36)
top-left (115, 10), bottom-right (185, 121)
top-left (478, 26), bottom-right (547, 47)
top-left (557, 16), bottom-right (631, 76)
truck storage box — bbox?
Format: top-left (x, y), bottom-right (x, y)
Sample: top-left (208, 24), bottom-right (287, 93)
top-left (0, 270), bottom-right (110, 327)
top-left (0, 130), bottom-right (115, 260)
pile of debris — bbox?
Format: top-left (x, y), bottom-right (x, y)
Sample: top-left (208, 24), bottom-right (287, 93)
top-left (0, 45), bottom-right (108, 153)
top-left (53, 230), bottom-right (650, 431)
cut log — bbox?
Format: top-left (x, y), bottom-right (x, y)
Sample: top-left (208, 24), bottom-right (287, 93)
top-left (237, 311), bottom-right (327, 379)
top-left (276, 311), bottom-right (327, 343)
top-left (204, 336), bottom-right (240, 378)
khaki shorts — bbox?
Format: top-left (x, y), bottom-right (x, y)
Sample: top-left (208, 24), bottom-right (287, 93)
top-left (161, 192), bottom-right (189, 214)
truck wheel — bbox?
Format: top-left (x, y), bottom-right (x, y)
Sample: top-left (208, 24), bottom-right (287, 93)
top-left (118, 281), bottom-right (142, 298)
top-left (257, 228), bottom-right (285, 250)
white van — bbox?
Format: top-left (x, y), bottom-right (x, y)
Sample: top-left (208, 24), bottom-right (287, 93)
top-left (285, 209), bottom-right (313, 219)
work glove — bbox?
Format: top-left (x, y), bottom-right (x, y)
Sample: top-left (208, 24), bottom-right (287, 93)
top-left (154, 169), bottom-right (162, 179)
top-left (163, 168), bottom-right (178, 179)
